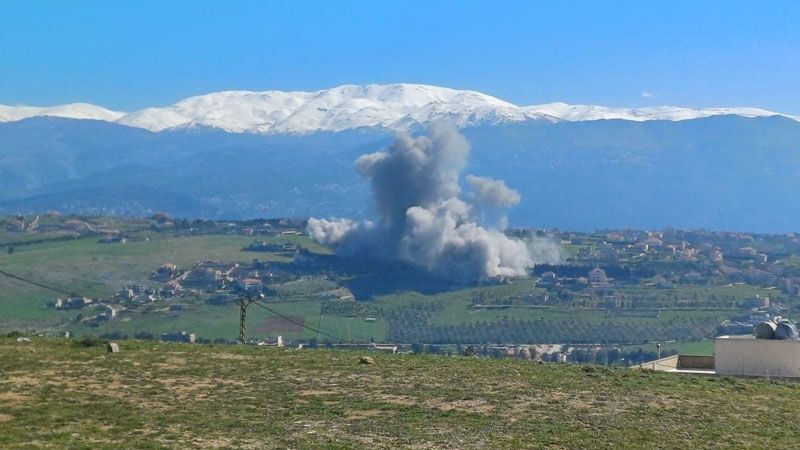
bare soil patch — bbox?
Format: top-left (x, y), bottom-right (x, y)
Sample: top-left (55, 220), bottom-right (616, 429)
top-left (429, 398), bottom-right (494, 413)
top-left (0, 392), bottom-right (29, 404)
top-left (378, 393), bottom-right (417, 406)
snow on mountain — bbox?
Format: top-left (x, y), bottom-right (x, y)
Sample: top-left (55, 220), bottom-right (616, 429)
top-left (1, 84), bottom-right (798, 134)
top-left (524, 102), bottom-right (793, 122)
top-left (117, 84), bottom-right (555, 133)
top-left (0, 103), bottom-right (124, 122)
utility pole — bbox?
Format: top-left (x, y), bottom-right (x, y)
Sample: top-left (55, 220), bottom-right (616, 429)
top-left (316, 308), bottom-right (323, 343)
top-left (239, 293), bottom-right (265, 344)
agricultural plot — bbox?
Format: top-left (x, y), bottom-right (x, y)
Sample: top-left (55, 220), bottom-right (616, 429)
top-left (0, 217), bottom-right (793, 347)
top-left (0, 234), bottom-right (262, 331)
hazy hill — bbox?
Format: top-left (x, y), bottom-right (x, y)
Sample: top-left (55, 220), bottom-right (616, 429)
top-left (2, 115), bottom-right (800, 231)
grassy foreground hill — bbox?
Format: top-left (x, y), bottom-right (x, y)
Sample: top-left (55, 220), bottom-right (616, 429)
top-left (2, 338), bottom-right (800, 449)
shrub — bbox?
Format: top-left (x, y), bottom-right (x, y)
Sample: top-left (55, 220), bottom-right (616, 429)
top-left (73, 337), bottom-right (108, 348)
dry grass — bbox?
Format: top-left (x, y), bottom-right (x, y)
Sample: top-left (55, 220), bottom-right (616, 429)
top-left (2, 338), bottom-right (800, 449)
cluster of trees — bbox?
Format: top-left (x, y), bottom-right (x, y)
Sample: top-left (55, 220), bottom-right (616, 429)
top-left (322, 301), bottom-right (381, 317)
top-left (402, 343), bottom-right (678, 367)
top-left (387, 315), bottom-right (717, 345)
top-left (532, 264), bottom-right (656, 280)
top-left (566, 348), bottom-right (677, 365)
top-left (471, 291), bottom-right (549, 306)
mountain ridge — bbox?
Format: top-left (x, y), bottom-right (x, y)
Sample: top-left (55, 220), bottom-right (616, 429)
top-left (1, 83), bottom-right (797, 134)
top-left (3, 115), bottom-right (800, 232)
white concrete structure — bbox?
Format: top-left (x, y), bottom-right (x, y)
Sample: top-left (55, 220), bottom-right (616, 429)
top-left (715, 335), bottom-right (800, 378)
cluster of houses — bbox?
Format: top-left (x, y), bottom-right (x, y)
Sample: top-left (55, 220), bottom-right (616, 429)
top-left (717, 295), bottom-right (786, 335)
top-left (526, 226), bottom-right (800, 298)
top-left (8, 215), bottom-right (39, 232)
top-left (568, 230), bottom-right (727, 265)
top-left (117, 284), bottom-right (175, 304)
top-left (53, 296), bottom-right (118, 326)
top-left (536, 267), bottom-right (615, 291)
top-left (4, 214), bottom-right (136, 244)
top-left (243, 239), bottom-right (298, 254)
top-left (54, 296), bottom-right (94, 310)
top-left (461, 343), bottom-right (607, 363)
top-left (146, 257), bottom-right (305, 300)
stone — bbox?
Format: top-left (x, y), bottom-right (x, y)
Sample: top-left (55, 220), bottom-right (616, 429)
top-left (107, 342), bottom-right (120, 353)
top-left (359, 356), bottom-right (375, 365)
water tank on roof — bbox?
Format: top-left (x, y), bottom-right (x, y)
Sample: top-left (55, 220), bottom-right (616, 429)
top-left (754, 321), bottom-right (777, 339)
top-left (775, 321), bottom-right (799, 340)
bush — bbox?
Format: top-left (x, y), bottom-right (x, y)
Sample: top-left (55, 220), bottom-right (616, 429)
top-left (100, 332), bottom-right (127, 340)
top-left (133, 331), bottom-right (155, 340)
top-left (73, 337), bottom-right (108, 348)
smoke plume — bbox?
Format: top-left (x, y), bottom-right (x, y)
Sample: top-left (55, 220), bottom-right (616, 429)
top-left (465, 175), bottom-right (521, 208)
top-left (308, 124), bottom-right (552, 281)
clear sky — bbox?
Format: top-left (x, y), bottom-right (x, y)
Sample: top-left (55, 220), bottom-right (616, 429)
top-left (1, 0), bottom-right (798, 112)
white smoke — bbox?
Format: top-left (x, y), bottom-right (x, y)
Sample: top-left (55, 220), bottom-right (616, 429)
top-left (465, 174), bottom-right (521, 229)
top-left (465, 175), bottom-right (521, 208)
top-left (307, 218), bottom-right (364, 246)
top-left (307, 124), bottom-right (551, 281)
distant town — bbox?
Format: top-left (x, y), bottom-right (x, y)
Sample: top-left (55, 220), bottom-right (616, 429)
top-left (3, 213), bottom-right (800, 366)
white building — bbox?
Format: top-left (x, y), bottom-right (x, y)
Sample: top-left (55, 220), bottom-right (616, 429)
top-left (715, 335), bottom-right (800, 378)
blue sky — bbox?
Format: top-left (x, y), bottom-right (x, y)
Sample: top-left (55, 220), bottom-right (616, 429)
top-left (1, 0), bottom-right (798, 112)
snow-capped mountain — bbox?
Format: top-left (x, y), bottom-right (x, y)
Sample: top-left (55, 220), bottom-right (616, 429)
top-left (525, 102), bottom-right (793, 122)
top-left (114, 84), bottom-right (555, 133)
top-left (3, 96), bottom-right (800, 232)
top-left (0, 103), bottom-right (125, 122)
top-left (1, 84), bottom-right (797, 134)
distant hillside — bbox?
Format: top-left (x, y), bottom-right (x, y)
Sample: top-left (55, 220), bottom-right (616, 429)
top-left (2, 115), bottom-right (800, 231)
top-left (2, 338), bottom-right (799, 448)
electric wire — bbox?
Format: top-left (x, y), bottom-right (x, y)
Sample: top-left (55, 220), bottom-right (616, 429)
top-left (250, 300), bottom-right (356, 344)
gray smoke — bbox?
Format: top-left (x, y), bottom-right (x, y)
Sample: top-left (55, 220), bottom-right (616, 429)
top-left (308, 124), bottom-right (554, 281)
top-left (465, 175), bottom-right (521, 208)
top-left (465, 174), bottom-right (521, 229)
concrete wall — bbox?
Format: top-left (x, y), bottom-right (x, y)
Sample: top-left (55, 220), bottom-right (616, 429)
top-left (634, 354), bottom-right (679, 371)
top-left (677, 355), bottom-right (714, 370)
top-left (715, 335), bottom-right (800, 378)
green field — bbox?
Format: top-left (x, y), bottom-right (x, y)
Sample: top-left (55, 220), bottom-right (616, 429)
top-left (0, 234), bottom-right (262, 330)
top-left (0, 224), bottom-right (782, 347)
top-left (3, 338), bottom-right (800, 449)
top-left (0, 232), bottom-right (387, 341)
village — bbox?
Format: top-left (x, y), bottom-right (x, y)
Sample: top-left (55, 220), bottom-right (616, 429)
top-left (4, 213), bottom-right (800, 366)
top-left (31, 225), bottom-right (794, 365)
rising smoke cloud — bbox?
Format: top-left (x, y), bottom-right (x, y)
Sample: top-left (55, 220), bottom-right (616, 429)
top-left (307, 124), bottom-right (557, 281)
top-left (465, 175), bottom-right (521, 208)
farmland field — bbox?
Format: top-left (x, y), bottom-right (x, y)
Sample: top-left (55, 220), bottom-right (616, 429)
top-left (0, 217), bottom-right (790, 349)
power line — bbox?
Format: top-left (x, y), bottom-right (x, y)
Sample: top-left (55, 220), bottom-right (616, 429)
top-left (0, 267), bottom-right (147, 315)
top-left (250, 300), bottom-right (356, 344)
top-left (1, 266), bottom-right (355, 343)
top-left (0, 268), bottom-right (78, 297)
